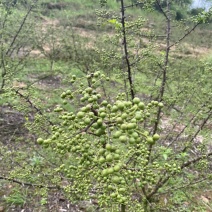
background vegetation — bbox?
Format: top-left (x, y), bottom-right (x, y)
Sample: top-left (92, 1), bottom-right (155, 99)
top-left (0, 0), bottom-right (211, 211)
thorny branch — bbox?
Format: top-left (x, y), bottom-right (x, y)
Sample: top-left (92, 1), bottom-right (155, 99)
top-left (120, 0), bottom-right (135, 100)
top-left (0, 1), bottom-right (37, 92)
top-left (0, 176), bottom-right (60, 189)
top-left (153, 0), bottom-right (171, 135)
top-left (147, 150), bottom-right (212, 199)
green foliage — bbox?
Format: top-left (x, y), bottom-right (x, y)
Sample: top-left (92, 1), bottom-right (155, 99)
top-left (192, 9), bottom-right (212, 23)
top-left (190, 7), bottom-right (205, 16)
top-left (4, 188), bottom-right (27, 206)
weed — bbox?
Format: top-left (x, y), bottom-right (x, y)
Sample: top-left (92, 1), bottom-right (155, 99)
top-left (4, 188), bottom-right (27, 206)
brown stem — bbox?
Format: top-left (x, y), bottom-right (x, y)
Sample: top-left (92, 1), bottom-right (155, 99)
top-left (181, 151), bottom-right (212, 169)
top-left (6, 2), bottom-right (36, 57)
top-left (120, 0), bottom-right (135, 100)
top-left (148, 149), bottom-right (212, 199)
top-left (146, 0), bottom-right (171, 169)
top-left (120, 204), bottom-right (126, 212)
top-left (169, 23), bottom-right (200, 49)
top-left (153, 0), bottom-right (171, 135)
top-left (157, 177), bottom-right (209, 195)
top-left (0, 11), bottom-right (10, 91)
top-left (0, 176), bottom-right (59, 189)
top-left (0, 1), bottom-right (36, 92)
top-left (181, 109), bottom-right (211, 153)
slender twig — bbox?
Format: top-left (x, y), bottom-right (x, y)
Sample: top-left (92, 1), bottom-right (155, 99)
top-left (156, 177), bottom-right (209, 195)
top-left (167, 105), bottom-right (206, 148)
top-left (0, 1), bottom-right (37, 91)
top-left (123, 2), bottom-right (144, 9)
top-left (6, 2), bottom-right (37, 57)
top-left (0, 11), bottom-right (9, 91)
top-left (181, 151), bottom-right (212, 169)
top-left (148, 149), bottom-right (212, 199)
top-left (0, 176), bottom-right (59, 189)
top-left (181, 109), bottom-right (212, 153)
top-left (153, 0), bottom-right (171, 135)
top-left (120, 0), bottom-right (135, 100)
top-left (14, 89), bottom-right (42, 115)
top-left (155, 0), bottom-right (170, 21)
top-left (145, 1), bottom-right (174, 198)
top-left (147, 175), bottom-right (170, 199)
top-left (169, 22), bottom-right (200, 49)
top-left (146, 0), bottom-right (171, 170)
top-left (14, 89), bottom-right (54, 136)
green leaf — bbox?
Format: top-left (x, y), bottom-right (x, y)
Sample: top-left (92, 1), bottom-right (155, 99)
top-left (108, 19), bottom-right (121, 29)
top-left (163, 153), bottom-right (168, 160)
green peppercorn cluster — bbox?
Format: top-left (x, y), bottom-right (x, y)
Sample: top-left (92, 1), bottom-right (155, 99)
top-left (37, 72), bottom-right (163, 207)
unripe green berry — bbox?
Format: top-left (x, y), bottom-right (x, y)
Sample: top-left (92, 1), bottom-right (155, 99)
top-left (133, 97), bottom-right (140, 104)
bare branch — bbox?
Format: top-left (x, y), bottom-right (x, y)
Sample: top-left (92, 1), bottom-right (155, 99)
top-left (0, 176), bottom-right (59, 189)
top-left (120, 0), bottom-right (135, 100)
top-left (169, 23), bottom-right (200, 49)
